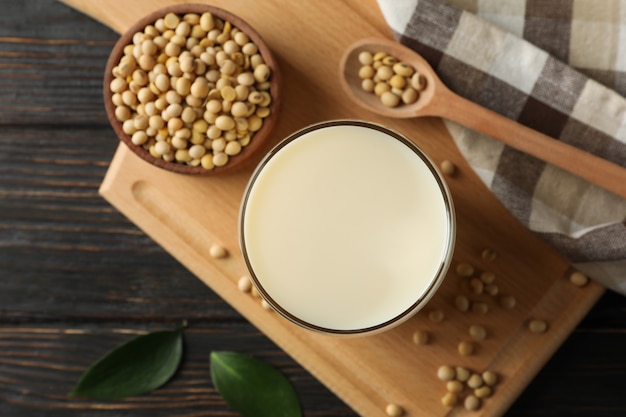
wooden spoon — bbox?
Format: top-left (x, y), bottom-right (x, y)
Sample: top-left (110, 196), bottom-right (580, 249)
top-left (340, 38), bottom-right (626, 200)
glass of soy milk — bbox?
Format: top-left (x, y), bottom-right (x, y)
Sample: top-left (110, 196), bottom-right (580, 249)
top-left (239, 120), bottom-right (455, 335)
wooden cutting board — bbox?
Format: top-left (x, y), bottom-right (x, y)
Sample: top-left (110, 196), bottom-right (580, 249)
top-left (62, 0), bottom-right (605, 415)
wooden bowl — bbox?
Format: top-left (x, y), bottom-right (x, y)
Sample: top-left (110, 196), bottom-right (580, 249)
top-left (103, 4), bottom-right (281, 175)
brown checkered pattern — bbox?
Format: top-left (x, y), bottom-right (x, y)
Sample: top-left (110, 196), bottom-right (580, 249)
top-left (378, 0), bottom-right (626, 294)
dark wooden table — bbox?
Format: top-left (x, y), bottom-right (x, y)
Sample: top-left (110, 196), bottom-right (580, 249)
top-left (1, 1), bottom-right (625, 416)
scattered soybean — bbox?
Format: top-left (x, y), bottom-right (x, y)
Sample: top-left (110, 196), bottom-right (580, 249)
top-left (385, 403), bottom-right (404, 417)
top-left (569, 271), bottom-right (589, 287)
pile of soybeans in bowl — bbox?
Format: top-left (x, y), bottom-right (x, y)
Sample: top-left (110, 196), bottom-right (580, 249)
top-left (104, 5), bottom-right (280, 174)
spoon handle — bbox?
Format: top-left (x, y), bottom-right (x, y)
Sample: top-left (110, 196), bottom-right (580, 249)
top-left (434, 89), bottom-right (626, 200)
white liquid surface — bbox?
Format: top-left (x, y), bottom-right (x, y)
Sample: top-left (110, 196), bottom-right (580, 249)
top-left (242, 124), bottom-right (453, 331)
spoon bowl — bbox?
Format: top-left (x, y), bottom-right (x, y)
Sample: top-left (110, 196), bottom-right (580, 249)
top-left (340, 38), bottom-right (626, 200)
top-left (340, 38), bottom-right (440, 118)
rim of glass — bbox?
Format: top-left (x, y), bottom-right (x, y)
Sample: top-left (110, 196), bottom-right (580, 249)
top-left (239, 119), bottom-right (456, 336)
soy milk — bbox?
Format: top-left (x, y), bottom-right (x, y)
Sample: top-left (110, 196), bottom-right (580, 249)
top-left (240, 121), bottom-right (455, 334)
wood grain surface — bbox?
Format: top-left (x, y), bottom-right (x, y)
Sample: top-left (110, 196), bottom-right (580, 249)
top-left (1, 1), bottom-right (625, 417)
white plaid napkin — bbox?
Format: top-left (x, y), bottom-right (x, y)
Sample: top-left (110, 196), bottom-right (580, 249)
top-left (378, 0), bottom-right (626, 295)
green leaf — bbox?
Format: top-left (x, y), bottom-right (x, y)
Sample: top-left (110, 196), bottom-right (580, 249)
top-left (210, 351), bottom-right (302, 417)
top-left (69, 327), bottom-right (184, 400)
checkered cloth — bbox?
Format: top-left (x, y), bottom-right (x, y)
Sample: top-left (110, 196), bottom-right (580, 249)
top-left (377, 0), bottom-right (626, 295)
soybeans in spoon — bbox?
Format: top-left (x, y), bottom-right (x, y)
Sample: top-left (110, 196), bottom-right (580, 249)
top-left (357, 50), bottom-right (426, 108)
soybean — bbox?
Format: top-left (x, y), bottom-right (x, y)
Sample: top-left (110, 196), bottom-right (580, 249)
top-left (467, 373), bottom-right (483, 389)
top-left (500, 295), bottom-right (517, 309)
top-left (569, 271), bottom-right (589, 287)
top-left (455, 366), bottom-right (470, 382)
top-left (475, 386), bottom-right (492, 398)
top-left (428, 309), bottom-right (445, 322)
top-left (458, 341), bottom-right (474, 356)
top-left (464, 395), bottom-right (481, 411)
top-left (456, 262), bottom-right (474, 277)
top-left (385, 403), bottom-right (404, 417)
top-left (470, 278), bottom-right (484, 294)
top-left (480, 271), bottom-right (496, 284)
top-left (482, 371), bottom-right (498, 386)
top-left (441, 392), bottom-right (458, 407)
top-left (481, 248), bottom-right (497, 261)
top-left (238, 276), bottom-right (252, 292)
top-left (455, 295), bottom-right (470, 312)
top-left (437, 365), bottom-right (455, 381)
top-left (446, 380), bottom-right (464, 393)
top-left (469, 325), bottom-right (487, 341)
top-left (412, 330), bottom-right (429, 345)
top-left (528, 319), bottom-right (548, 333)
top-left (472, 302), bottom-right (489, 314)
top-left (209, 244), bottom-right (227, 258)
top-left (440, 160), bottom-right (456, 176)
